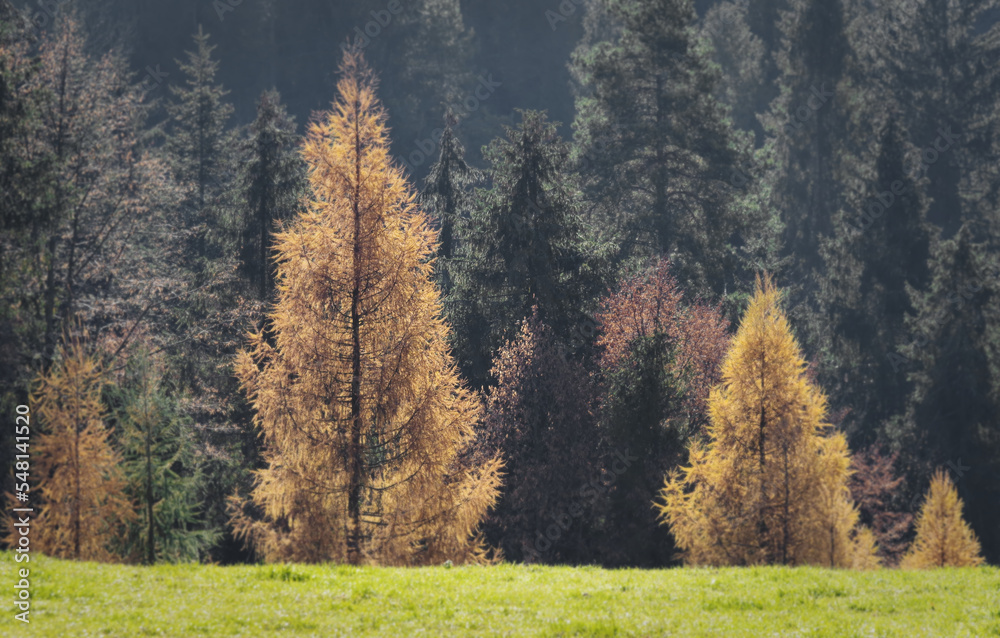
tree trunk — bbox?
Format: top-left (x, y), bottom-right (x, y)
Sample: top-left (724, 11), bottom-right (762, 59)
top-left (346, 98), bottom-right (364, 565)
top-left (758, 346), bottom-right (768, 546)
top-left (146, 402), bottom-right (155, 565)
top-left (782, 446), bottom-right (790, 565)
top-left (43, 234), bottom-right (60, 368)
top-left (73, 418), bottom-right (81, 560)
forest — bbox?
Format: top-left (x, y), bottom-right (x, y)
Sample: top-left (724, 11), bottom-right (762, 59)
top-left (0, 0), bottom-right (997, 574)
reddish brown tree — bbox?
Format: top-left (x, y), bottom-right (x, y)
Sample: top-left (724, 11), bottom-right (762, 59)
top-left (597, 258), bottom-right (730, 433)
top-left (848, 445), bottom-right (913, 565)
top-left (592, 259), bottom-right (731, 565)
top-left (479, 309), bottom-right (600, 563)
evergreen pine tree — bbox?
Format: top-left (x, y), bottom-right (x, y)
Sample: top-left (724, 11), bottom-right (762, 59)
top-left (160, 28), bottom-right (255, 507)
top-left (875, 0), bottom-right (1000, 235)
top-left (109, 347), bottom-right (217, 564)
top-left (813, 116), bottom-right (933, 446)
top-left (450, 110), bottom-right (599, 388)
top-left (700, 0), bottom-right (767, 140)
top-left (237, 89), bottom-right (303, 302)
top-left (420, 119), bottom-right (481, 295)
top-left (389, 0), bottom-right (475, 145)
top-left (165, 25), bottom-right (236, 232)
top-left (761, 0), bottom-right (852, 285)
top-left (569, 0), bottom-right (746, 296)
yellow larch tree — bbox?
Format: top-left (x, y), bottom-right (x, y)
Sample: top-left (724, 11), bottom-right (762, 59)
top-left (901, 470), bottom-right (984, 568)
top-left (230, 50), bottom-right (502, 566)
top-left (656, 275), bottom-right (877, 567)
top-left (4, 338), bottom-right (131, 561)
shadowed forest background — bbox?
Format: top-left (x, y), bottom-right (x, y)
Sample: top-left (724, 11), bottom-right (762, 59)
top-left (1, 0), bottom-right (998, 570)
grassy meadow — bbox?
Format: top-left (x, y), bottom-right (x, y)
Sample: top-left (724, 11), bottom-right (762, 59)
top-left (2, 551), bottom-right (998, 637)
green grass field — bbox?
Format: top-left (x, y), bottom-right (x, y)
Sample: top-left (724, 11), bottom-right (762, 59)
top-left (2, 551), bottom-right (998, 637)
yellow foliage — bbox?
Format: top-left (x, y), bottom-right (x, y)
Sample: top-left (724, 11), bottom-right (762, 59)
top-left (4, 339), bottom-right (131, 561)
top-left (901, 470), bottom-right (984, 568)
top-left (230, 51), bottom-right (502, 565)
top-left (657, 275), bottom-right (871, 567)
top-left (850, 526), bottom-right (882, 571)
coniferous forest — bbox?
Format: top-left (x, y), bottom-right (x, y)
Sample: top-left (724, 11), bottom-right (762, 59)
top-left (2, 0), bottom-right (999, 591)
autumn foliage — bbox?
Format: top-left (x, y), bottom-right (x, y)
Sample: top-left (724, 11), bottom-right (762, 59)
top-left (657, 276), bottom-right (877, 567)
top-left (4, 339), bottom-right (131, 561)
top-left (230, 51), bottom-right (501, 565)
top-left (479, 309), bottom-right (599, 563)
top-left (901, 470), bottom-right (984, 568)
top-left (848, 446), bottom-right (913, 565)
top-left (593, 259), bottom-right (730, 564)
top-left (597, 258), bottom-right (729, 430)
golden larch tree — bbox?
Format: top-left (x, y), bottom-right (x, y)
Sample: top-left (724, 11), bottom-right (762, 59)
top-left (4, 338), bottom-right (131, 561)
top-left (230, 51), bottom-right (502, 566)
top-left (656, 275), bottom-right (877, 567)
top-left (901, 470), bottom-right (984, 568)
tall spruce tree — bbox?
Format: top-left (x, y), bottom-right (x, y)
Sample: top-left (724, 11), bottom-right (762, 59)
top-left (420, 119), bottom-right (481, 296)
top-left (165, 25), bottom-right (236, 233)
top-left (237, 89), bottom-right (303, 302)
top-left (161, 27), bottom-right (260, 567)
top-left (813, 116), bottom-right (933, 446)
top-left (874, 0), bottom-right (1000, 236)
top-left (700, 0), bottom-right (768, 141)
top-left (569, 0), bottom-right (746, 296)
top-left (388, 0), bottom-right (475, 146)
top-left (450, 110), bottom-right (599, 388)
top-left (762, 0), bottom-right (853, 287)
